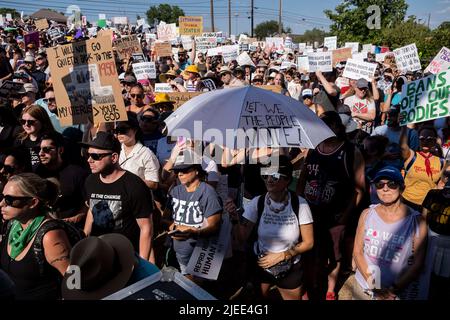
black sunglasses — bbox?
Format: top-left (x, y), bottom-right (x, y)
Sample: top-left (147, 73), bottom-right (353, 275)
top-left (130, 93), bottom-right (144, 99)
top-left (0, 194), bottom-right (33, 208)
top-left (419, 136), bottom-right (436, 142)
top-left (262, 173), bottom-right (288, 183)
top-left (88, 152), bottom-right (113, 161)
top-left (43, 97), bottom-right (56, 103)
top-left (0, 164), bottom-right (15, 174)
top-left (140, 116), bottom-right (156, 122)
top-left (40, 146), bottom-right (56, 154)
top-left (174, 167), bottom-right (195, 174)
top-left (20, 119), bottom-right (37, 126)
top-left (114, 127), bottom-right (131, 135)
top-left (374, 181), bottom-right (400, 190)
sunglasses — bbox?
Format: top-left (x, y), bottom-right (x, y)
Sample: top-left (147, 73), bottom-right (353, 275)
top-left (0, 164), bottom-right (15, 174)
top-left (43, 97), bottom-right (56, 103)
top-left (88, 152), bottom-right (113, 161)
top-left (40, 146), bottom-right (56, 154)
top-left (114, 127), bottom-right (131, 135)
top-left (141, 116), bottom-right (156, 122)
top-left (174, 167), bottom-right (195, 174)
top-left (262, 173), bottom-right (288, 183)
top-left (0, 194), bottom-right (33, 208)
top-left (130, 93), bottom-right (144, 99)
top-left (374, 180), bottom-right (400, 190)
top-left (419, 136), bottom-right (436, 142)
top-left (20, 119), bottom-right (37, 126)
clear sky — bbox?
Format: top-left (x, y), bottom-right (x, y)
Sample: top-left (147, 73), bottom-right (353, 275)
top-left (5, 0), bottom-right (450, 35)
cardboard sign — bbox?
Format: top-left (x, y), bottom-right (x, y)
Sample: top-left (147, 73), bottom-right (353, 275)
top-left (157, 22), bottom-right (177, 41)
top-left (46, 36), bottom-right (127, 126)
top-left (399, 70), bottom-right (450, 126)
top-left (352, 52), bottom-right (367, 61)
top-left (343, 58), bottom-right (377, 81)
top-left (168, 92), bottom-right (202, 110)
top-left (35, 19), bottom-right (48, 30)
top-left (345, 42), bottom-right (359, 53)
top-left (255, 85), bottom-right (282, 94)
top-left (180, 35), bottom-right (193, 51)
top-left (297, 55), bottom-right (309, 72)
top-left (132, 62), bottom-right (156, 80)
top-left (376, 52), bottom-right (394, 63)
top-left (265, 37), bottom-right (284, 50)
top-left (113, 35), bottom-right (142, 61)
top-left (24, 32), bottom-right (40, 48)
top-left (97, 29), bottom-right (113, 42)
top-left (195, 36), bottom-right (217, 53)
top-left (332, 47), bottom-right (353, 65)
top-left (307, 51), bottom-right (332, 72)
top-left (236, 52), bottom-right (255, 67)
top-left (394, 43), bottom-right (422, 73)
top-left (154, 42), bottom-right (173, 57)
top-left (179, 16), bottom-right (203, 36)
top-left (424, 47), bottom-right (450, 75)
top-left (324, 36), bottom-right (337, 50)
top-left (155, 83), bottom-right (173, 93)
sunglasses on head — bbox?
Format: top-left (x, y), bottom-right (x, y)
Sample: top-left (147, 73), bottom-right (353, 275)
top-left (20, 119), bottom-right (36, 126)
top-left (130, 93), bottom-right (144, 99)
top-left (88, 152), bottom-right (113, 161)
top-left (114, 127), bottom-right (131, 135)
top-left (0, 164), bottom-right (15, 174)
top-left (262, 172), bottom-right (288, 183)
top-left (0, 194), bottom-right (33, 208)
top-left (374, 180), bottom-right (400, 190)
top-left (40, 146), bottom-right (56, 154)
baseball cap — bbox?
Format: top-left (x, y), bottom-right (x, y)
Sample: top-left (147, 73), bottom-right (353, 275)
top-left (79, 131), bottom-right (121, 153)
top-left (24, 55), bottom-right (35, 63)
top-left (302, 89), bottom-right (313, 98)
top-left (372, 166), bottom-right (404, 185)
top-left (356, 78), bottom-right (369, 88)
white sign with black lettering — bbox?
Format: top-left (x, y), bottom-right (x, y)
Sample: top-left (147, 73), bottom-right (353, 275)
top-left (343, 58), bottom-right (377, 81)
top-left (297, 55), bottom-right (309, 72)
top-left (394, 43), bottom-right (422, 73)
top-left (132, 62), bottom-right (156, 80)
top-left (307, 51), bottom-right (332, 72)
top-left (324, 36), bottom-right (337, 50)
top-left (155, 83), bottom-right (173, 93)
top-left (345, 42), bottom-right (359, 54)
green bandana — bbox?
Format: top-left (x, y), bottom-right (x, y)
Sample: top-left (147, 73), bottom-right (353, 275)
top-left (8, 216), bottom-right (45, 260)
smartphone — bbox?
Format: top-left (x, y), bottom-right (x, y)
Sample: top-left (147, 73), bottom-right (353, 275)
top-left (177, 136), bottom-right (186, 146)
top-left (168, 229), bottom-right (185, 236)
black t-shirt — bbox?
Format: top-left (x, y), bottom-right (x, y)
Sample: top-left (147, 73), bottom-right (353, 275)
top-left (85, 171), bottom-right (153, 250)
top-left (15, 137), bottom-right (41, 167)
top-left (34, 163), bottom-right (89, 219)
top-left (0, 58), bottom-right (13, 79)
top-left (422, 189), bottom-right (450, 236)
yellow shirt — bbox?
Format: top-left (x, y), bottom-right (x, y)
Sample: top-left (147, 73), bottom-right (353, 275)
top-left (403, 152), bottom-right (442, 205)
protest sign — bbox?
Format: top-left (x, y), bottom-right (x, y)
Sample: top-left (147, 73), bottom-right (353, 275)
top-left (5, 13), bottom-right (12, 21)
top-left (35, 19), bottom-right (48, 30)
top-left (376, 52), bottom-right (393, 63)
top-left (265, 37), bottom-right (284, 51)
top-left (236, 52), bottom-right (255, 67)
top-left (399, 70), bottom-right (450, 126)
top-left (284, 37), bottom-right (293, 49)
top-left (145, 33), bottom-right (157, 44)
top-left (24, 32), bottom-right (39, 48)
top-left (299, 43), bottom-right (306, 52)
top-left (179, 16), bottom-right (203, 36)
top-left (98, 14), bottom-right (106, 20)
top-left (352, 52), bottom-right (367, 61)
top-left (394, 43), bottom-right (422, 73)
top-left (113, 35), bottom-right (142, 60)
top-left (195, 36), bottom-right (217, 53)
top-left (202, 32), bottom-right (222, 38)
top-left (238, 34), bottom-right (248, 44)
top-left (207, 45), bottom-right (239, 63)
top-left (132, 62), bottom-right (156, 80)
top-left (324, 36), bottom-right (337, 50)
top-left (112, 17), bottom-right (128, 25)
top-left (345, 42), bottom-right (359, 53)
top-left (155, 83), bottom-right (173, 93)
top-left (97, 29), bottom-right (113, 42)
top-left (363, 44), bottom-right (375, 54)
top-left (157, 22), bottom-right (177, 41)
top-left (424, 47), bottom-right (450, 75)
top-left (132, 53), bottom-right (146, 63)
top-left (332, 47), bottom-right (353, 65)
top-left (0, 15), bottom-right (4, 27)
top-left (186, 215), bottom-right (232, 280)
top-left (47, 36), bottom-right (127, 126)
top-left (297, 55), bottom-right (309, 72)
top-left (81, 16), bottom-right (87, 27)
top-left (343, 58), bottom-right (377, 81)
top-left (137, 18), bottom-right (146, 27)
top-left (180, 35), bottom-right (193, 51)
top-left (168, 92), bottom-right (202, 110)
top-left (239, 43), bottom-right (249, 52)
top-left (307, 51), bottom-right (332, 72)
top-left (154, 42), bottom-right (172, 57)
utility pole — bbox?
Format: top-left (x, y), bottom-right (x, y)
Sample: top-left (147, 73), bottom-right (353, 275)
top-left (210, 0), bottom-right (215, 32)
top-left (428, 13), bottom-right (431, 28)
top-left (228, 0), bottom-right (231, 36)
top-left (278, 0), bottom-right (282, 35)
top-left (251, 0), bottom-right (254, 37)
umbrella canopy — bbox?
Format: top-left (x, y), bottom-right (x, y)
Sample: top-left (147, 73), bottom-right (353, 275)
top-left (165, 86), bottom-right (335, 149)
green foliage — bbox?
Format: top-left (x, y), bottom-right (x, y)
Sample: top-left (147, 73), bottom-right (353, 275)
top-left (292, 28), bottom-right (329, 44)
top-left (0, 8), bottom-right (20, 19)
top-left (254, 20), bottom-right (291, 39)
top-left (146, 4), bottom-right (185, 25)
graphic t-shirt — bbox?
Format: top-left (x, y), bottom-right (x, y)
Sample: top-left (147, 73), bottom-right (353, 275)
top-left (17, 137), bottom-right (41, 167)
top-left (167, 182), bottom-right (222, 265)
top-left (85, 171), bottom-right (153, 250)
top-left (422, 189), bottom-right (450, 236)
top-left (344, 95), bottom-right (376, 132)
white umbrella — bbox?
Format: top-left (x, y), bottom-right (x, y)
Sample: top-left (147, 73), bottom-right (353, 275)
top-left (164, 86), bottom-right (335, 149)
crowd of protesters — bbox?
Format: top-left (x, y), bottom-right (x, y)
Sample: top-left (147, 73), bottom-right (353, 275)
top-left (0, 16), bottom-right (449, 301)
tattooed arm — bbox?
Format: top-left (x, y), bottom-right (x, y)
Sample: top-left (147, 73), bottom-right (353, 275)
top-left (43, 229), bottom-right (72, 276)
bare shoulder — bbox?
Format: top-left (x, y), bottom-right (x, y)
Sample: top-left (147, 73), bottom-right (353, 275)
top-left (42, 228), bottom-right (71, 248)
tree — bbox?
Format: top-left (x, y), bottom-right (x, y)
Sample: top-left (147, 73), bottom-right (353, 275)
top-left (146, 4), bottom-right (184, 25)
top-left (292, 28), bottom-right (329, 44)
top-left (0, 8), bottom-right (20, 19)
top-left (324, 0), bottom-right (408, 44)
top-left (254, 20), bottom-right (291, 39)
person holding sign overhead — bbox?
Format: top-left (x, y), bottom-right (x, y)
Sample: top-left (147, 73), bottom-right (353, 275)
top-left (344, 78), bottom-right (376, 134)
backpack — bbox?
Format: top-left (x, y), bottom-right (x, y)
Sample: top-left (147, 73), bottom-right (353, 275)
top-left (5, 219), bottom-right (84, 276)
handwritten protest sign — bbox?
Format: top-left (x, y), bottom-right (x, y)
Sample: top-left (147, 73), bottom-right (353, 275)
top-left (35, 19), bottom-right (48, 30)
top-left (363, 44), bottom-right (375, 54)
top-left (157, 22), bottom-right (177, 41)
top-left (154, 42), bottom-right (172, 57)
top-left (179, 16), bottom-right (203, 36)
top-left (376, 52), bottom-right (393, 63)
top-left (24, 32), bottom-right (40, 48)
top-left (97, 29), bottom-right (113, 42)
top-left (47, 36), bottom-right (127, 126)
top-left (399, 70), bottom-right (450, 126)
top-left (297, 55), bottom-right (309, 72)
top-left (168, 92), bottom-right (202, 110)
top-left (112, 17), bottom-right (128, 25)
top-left (113, 35), bottom-right (142, 60)
top-left (155, 83), bottom-right (173, 93)
top-left (181, 35), bottom-right (193, 51)
top-left (324, 36), bottom-right (337, 50)
top-left (236, 52), bottom-right (255, 68)
top-left (332, 47), bottom-right (353, 65)
top-left (345, 42), bottom-right (359, 53)
top-left (307, 51), bottom-right (332, 72)
top-left (132, 62), bottom-right (156, 80)
top-left (195, 36), bottom-right (217, 53)
top-left (207, 45), bottom-right (239, 63)
top-left (424, 47), bottom-right (450, 75)
top-left (394, 43), bottom-right (422, 73)
top-left (299, 43), bottom-right (306, 52)
top-left (343, 58), bottom-right (377, 81)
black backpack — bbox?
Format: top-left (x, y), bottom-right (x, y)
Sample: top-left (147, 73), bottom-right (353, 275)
top-left (5, 219), bottom-right (84, 276)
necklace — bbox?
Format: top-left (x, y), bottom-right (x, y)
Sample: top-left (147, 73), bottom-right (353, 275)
top-left (266, 192), bottom-right (289, 213)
